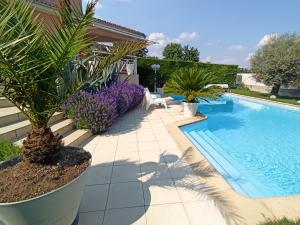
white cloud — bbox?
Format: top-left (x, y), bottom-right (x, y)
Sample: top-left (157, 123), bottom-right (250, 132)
top-left (258, 33), bottom-right (279, 47)
top-left (229, 44), bottom-right (246, 51)
top-left (217, 58), bottom-right (238, 64)
top-left (176, 32), bottom-right (199, 42)
top-left (148, 32), bottom-right (199, 58)
top-left (202, 56), bottom-right (237, 65)
top-left (204, 56), bottom-right (213, 63)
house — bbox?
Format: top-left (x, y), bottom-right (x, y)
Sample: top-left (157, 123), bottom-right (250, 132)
top-left (31, 0), bottom-right (146, 84)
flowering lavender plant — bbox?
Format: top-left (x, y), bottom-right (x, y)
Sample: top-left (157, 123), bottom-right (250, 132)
top-left (61, 82), bottom-right (145, 134)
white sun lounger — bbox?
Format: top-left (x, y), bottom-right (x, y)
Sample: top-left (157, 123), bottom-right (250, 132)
top-left (204, 84), bottom-right (229, 89)
top-left (144, 88), bottom-right (167, 110)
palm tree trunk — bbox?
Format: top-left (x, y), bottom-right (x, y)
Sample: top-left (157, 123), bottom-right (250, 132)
top-left (22, 126), bottom-right (63, 164)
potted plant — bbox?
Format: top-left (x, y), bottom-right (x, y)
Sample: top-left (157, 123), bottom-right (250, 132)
top-left (164, 67), bottom-right (223, 117)
top-left (0, 1), bottom-right (146, 225)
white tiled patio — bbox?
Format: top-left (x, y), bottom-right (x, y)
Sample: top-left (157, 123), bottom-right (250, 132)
top-left (78, 102), bottom-right (227, 225)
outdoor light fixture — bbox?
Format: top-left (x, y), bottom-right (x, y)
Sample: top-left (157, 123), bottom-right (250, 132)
top-left (151, 64), bottom-right (160, 92)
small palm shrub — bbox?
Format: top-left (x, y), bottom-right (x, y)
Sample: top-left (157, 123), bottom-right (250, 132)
top-left (164, 67), bottom-right (224, 103)
top-left (0, 140), bottom-right (21, 161)
top-left (61, 82), bottom-right (144, 134)
top-left (0, 0), bottom-right (146, 163)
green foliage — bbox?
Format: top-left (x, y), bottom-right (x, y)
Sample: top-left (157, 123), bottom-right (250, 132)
top-left (0, 0), bottom-right (146, 163)
top-left (231, 87), bottom-right (300, 106)
top-left (138, 58), bottom-right (238, 91)
top-left (183, 45), bottom-right (199, 62)
top-left (0, 0), bottom-right (146, 129)
top-left (260, 218), bottom-right (300, 225)
top-left (251, 33), bottom-right (300, 95)
top-left (164, 67), bottom-right (224, 103)
top-left (162, 43), bottom-right (200, 62)
top-left (0, 139), bottom-right (21, 161)
top-left (163, 43), bottom-right (184, 60)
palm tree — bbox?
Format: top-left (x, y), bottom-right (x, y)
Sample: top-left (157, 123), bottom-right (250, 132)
top-left (0, 0), bottom-right (146, 163)
top-left (164, 67), bottom-right (223, 103)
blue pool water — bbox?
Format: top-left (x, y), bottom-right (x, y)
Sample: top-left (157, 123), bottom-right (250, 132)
top-left (180, 94), bottom-right (300, 198)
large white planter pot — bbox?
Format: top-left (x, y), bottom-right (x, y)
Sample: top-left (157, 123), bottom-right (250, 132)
top-left (183, 102), bottom-right (199, 117)
top-left (0, 158), bottom-right (90, 225)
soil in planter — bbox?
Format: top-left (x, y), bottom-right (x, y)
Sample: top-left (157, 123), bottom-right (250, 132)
top-left (0, 146), bottom-right (91, 203)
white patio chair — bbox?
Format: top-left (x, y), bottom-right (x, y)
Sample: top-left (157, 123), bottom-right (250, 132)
top-left (144, 88), bottom-right (167, 110)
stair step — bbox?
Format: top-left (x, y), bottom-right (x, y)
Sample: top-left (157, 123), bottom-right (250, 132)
top-left (63, 129), bottom-right (93, 147)
top-left (0, 97), bottom-right (14, 108)
top-left (188, 131), bottom-right (240, 179)
top-left (0, 120), bottom-right (31, 140)
top-left (0, 107), bottom-right (25, 127)
top-left (15, 118), bottom-right (73, 145)
top-left (186, 130), bottom-right (261, 197)
top-left (1, 112), bottom-right (65, 141)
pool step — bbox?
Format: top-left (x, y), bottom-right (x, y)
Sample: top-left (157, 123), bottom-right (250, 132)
top-left (185, 130), bottom-right (261, 197)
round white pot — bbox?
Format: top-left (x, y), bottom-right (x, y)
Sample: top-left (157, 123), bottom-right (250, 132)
top-left (0, 158), bottom-right (90, 225)
top-left (183, 102), bottom-right (199, 117)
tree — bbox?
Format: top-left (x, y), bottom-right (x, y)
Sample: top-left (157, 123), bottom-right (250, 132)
top-left (251, 33), bottom-right (300, 95)
top-left (164, 67), bottom-right (223, 103)
top-left (0, 0), bottom-right (146, 163)
top-left (183, 45), bottom-right (199, 62)
top-left (163, 43), bottom-right (184, 60)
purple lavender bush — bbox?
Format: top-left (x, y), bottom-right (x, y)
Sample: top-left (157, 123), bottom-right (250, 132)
top-left (61, 82), bottom-right (145, 134)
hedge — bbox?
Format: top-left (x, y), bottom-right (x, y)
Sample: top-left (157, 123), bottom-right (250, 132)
top-left (137, 58), bottom-right (238, 91)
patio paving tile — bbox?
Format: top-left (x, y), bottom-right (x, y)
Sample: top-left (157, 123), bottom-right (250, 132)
top-left (106, 182), bottom-right (144, 209)
top-left (103, 207), bottom-right (147, 225)
top-left (78, 211), bottom-right (104, 225)
top-left (140, 162), bottom-right (171, 181)
top-left (143, 179), bottom-right (181, 205)
top-left (91, 152), bottom-right (115, 167)
top-left (114, 151), bottom-right (140, 165)
top-left (95, 143), bottom-right (117, 154)
top-left (145, 203), bottom-right (190, 225)
top-left (183, 201), bottom-right (227, 225)
top-left (139, 151), bottom-right (166, 164)
top-left (116, 142), bottom-right (139, 152)
top-left (86, 166), bottom-right (113, 185)
top-left (79, 184), bottom-right (109, 212)
top-left (138, 141), bottom-right (160, 151)
top-left (77, 105), bottom-right (228, 224)
top-left (111, 164), bottom-right (141, 183)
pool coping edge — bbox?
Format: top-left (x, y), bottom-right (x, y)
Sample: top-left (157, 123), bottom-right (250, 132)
top-left (166, 115), bottom-right (300, 225)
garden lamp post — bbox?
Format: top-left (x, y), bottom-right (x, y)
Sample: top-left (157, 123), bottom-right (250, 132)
top-left (151, 64), bottom-right (160, 92)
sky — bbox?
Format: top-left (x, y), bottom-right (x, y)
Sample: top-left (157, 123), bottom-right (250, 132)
top-left (85, 0), bottom-right (300, 68)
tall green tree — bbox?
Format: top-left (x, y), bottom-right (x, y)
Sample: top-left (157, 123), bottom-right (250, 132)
top-left (251, 33), bottom-right (300, 95)
top-left (0, 0), bottom-right (146, 163)
top-left (183, 45), bottom-right (199, 62)
top-left (163, 43), bottom-right (183, 60)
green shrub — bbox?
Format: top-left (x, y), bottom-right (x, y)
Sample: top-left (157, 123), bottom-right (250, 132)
top-left (261, 218), bottom-right (300, 225)
top-left (0, 139), bottom-right (21, 161)
top-left (138, 58), bottom-right (238, 91)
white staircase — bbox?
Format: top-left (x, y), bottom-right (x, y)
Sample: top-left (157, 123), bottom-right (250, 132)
top-left (0, 97), bottom-right (93, 147)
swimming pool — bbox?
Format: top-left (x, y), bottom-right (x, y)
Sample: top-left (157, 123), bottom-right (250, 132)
top-left (180, 94), bottom-right (300, 198)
